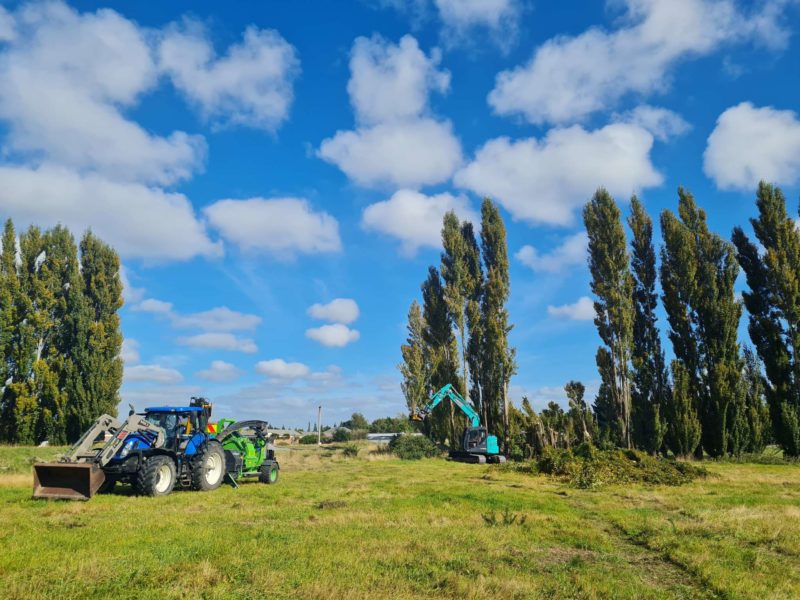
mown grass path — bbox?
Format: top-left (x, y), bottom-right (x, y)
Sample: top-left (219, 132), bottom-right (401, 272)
top-left (0, 446), bottom-right (798, 599)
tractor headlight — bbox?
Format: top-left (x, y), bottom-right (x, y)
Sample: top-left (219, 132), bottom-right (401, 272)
top-left (119, 439), bottom-right (135, 459)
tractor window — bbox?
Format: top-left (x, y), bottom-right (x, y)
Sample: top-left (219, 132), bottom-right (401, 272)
top-left (144, 413), bottom-right (178, 437)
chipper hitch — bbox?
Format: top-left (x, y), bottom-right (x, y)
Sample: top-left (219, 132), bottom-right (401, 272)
top-left (33, 463), bottom-right (106, 500)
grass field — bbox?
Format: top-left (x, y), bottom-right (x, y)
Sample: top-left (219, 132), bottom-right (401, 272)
top-left (1, 444), bottom-right (799, 599)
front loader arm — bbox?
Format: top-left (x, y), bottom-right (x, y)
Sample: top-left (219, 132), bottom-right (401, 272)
top-left (410, 384), bottom-right (482, 428)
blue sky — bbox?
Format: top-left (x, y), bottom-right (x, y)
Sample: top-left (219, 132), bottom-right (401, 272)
top-left (0, 0), bottom-right (798, 428)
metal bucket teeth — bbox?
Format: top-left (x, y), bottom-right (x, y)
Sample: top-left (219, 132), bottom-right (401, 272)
top-left (33, 463), bottom-right (106, 500)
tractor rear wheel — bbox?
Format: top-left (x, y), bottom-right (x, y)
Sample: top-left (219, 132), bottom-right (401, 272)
top-left (259, 461), bottom-right (279, 484)
top-left (191, 442), bottom-right (225, 491)
top-left (137, 456), bottom-right (176, 497)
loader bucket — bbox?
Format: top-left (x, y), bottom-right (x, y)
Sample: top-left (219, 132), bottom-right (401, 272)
top-left (33, 463), bottom-right (106, 500)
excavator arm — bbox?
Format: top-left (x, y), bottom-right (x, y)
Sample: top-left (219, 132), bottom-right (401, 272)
top-left (410, 384), bottom-right (481, 427)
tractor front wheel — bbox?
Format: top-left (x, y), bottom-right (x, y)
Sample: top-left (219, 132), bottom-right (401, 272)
top-left (136, 456), bottom-right (176, 497)
top-left (191, 442), bottom-right (225, 491)
top-left (259, 461), bottom-right (279, 484)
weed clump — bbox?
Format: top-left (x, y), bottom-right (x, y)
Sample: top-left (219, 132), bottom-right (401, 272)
top-left (342, 443), bottom-right (359, 458)
top-left (389, 434), bottom-right (439, 460)
top-left (531, 445), bottom-right (706, 488)
top-left (299, 434), bottom-right (319, 445)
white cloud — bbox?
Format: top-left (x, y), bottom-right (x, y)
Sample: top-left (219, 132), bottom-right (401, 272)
top-left (616, 105), bottom-right (691, 142)
top-left (547, 296), bottom-right (594, 321)
top-left (434, 0), bottom-right (521, 48)
top-left (455, 123), bottom-right (662, 226)
top-left (489, 0), bottom-right (792, 125)
top-left (318, 35), bottom-right (461, 189)
top-left (172, 307), bottom-right (261, 332)
top-left (121, 338), bottom-right (140, 365)
top-left (177, 333), bottom-right (258, 353)
top-left (256, 359), bottom-right (311, 379)
top-left (318, 117), bottom-right (462, 190)
top-left (0, 6), bottom-right (15, 42)
top-left (0, 2), bottom-right (204, 185)
top-left (197, 360), bottom-right (243, 383)
top-left (517, 232), bottom-right (588, 273)
top-left (362, 189), bottom-right (478, 255)
top-left (0, 166), bottom-right (220, 263)
top-left (135, 298), bottom-right (174, 314)
top-left (347, 34), bottom-right (449, 126)
top-left (125, 364), bottom-right (183, 384)
top-left (204, 197), bottom-right (341, 256)
top-left (120, 266), bottom-right (145, 304)
top-left (704, 102), bottom-right (800, 190)
top-left (308, 299), bottom-right (360, 324)
top-left (158, 23), bottom-right (299, 130)
top-left (305, 324), bottom-right (360, 348)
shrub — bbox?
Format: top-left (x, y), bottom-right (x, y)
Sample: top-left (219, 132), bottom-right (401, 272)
top-left (332, 429), bottom-right (351, 442)
top-left (342, 443), bottom-right (359, 458)
top-left (389, 434), bottom-right (439, 460)
top-left (299, 434), bottom-right (319, 445)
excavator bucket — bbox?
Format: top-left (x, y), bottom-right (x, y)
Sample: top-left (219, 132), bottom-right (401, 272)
top-left (33, 463), bottom-right (106, 500)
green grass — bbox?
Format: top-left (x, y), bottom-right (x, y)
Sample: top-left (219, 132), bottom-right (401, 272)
top-left (0, 443), bottom-right (798, 599)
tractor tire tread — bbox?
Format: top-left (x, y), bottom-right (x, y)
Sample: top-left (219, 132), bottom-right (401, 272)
top-left (136, 456), bottom-right (176, 497)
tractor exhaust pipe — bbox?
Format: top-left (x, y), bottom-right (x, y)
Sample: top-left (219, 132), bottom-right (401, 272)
top-left (32, 463), bottom-right (106, 500)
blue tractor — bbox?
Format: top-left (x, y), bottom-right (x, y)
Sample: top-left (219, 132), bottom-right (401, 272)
top-left (33, 397), bottom-right (226, 499)
top-left (411, 384), bottom-right (506, 464)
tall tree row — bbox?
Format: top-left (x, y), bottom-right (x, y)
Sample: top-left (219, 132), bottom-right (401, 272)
top-left (0, 219), bottom-right (123, 445)
top-left (399, 198), bottom-right (516, 449)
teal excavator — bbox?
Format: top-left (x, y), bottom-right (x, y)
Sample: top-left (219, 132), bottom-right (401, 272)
top-left (411, 383), bottom-right (506, 464)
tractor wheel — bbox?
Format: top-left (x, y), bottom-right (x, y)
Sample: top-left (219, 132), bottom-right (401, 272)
top-left (136, 456), bottom-right (176, 497)
top-left (259, 461), bottom-right (279, 485)
top-left (191, 442), bottom-right (225, 491)
top-left (97, 479), bottom-right (116, 494)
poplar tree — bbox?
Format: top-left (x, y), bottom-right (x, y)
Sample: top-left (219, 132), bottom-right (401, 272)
top-left (661, 189), bottom-right (743, 457)
top-left (462, 222), bottom-right (484, 421)
top-left (421, 266), bottom-right (460, 444)
top-left (742, 346), bottom-right (768, 453)
top-left (64, 232), bottom-right (124, 439)
top-left (441, 212), bottom-right (470, 401)
top-left (584, 189), bottom-right (634, 448)
top-left (666, 361), bottom-right (701, 458)
top-left (480, 199), bottom-right (516, 449)
top-left (732, 182), bottom-right (800, 456)
top-left (399, 301), bottom-right (428, 415)
top-left (628, 197), bottom-right (668, 454)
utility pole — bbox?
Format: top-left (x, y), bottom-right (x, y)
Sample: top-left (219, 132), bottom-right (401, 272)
top-left (317, 405), bottom-right (322, 446)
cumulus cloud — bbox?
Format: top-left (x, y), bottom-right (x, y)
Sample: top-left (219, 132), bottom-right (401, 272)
top-left (0, 2), bottom-right (204, 185)
top-left (305, 324), bottom-right (360, 348)
top-left (435, 0), bottom-right (521, 49)
top-left (318, 118), bottom-right (462, 189)
top-left (489, 0), bottom-right (792, 125)
top-left (0, 165), bottom-right (220, 262)
top-left (517, 232), bottom-right (588, 273)
top-left (125, 364), bottom-right (183, 384)
top-left (196, 360), bottom-right (243, 383)
top-left (256, 359), bottom-right (311, 379)
top-left (135, 298), bottom-right (173, 314)
top-left (308, 299), bottom-right (360, 324)
top-left (616, 105), bottom-right (691, 142)
top-left (177, 333), bottom-right (258, 353)
top-left (204, 197), bottom-right (341, 257)
top-left (318, 34), bottom-right (461, 189)
top-left (158, 23), bottom-right (299, 130)
top-left (547, 296), bottom-right (594, 321)
top-left (704, 102), bottom-right (800, 190)
top-left (455, 124), bottom-right (662, 226)
top-left (362, 189), bottom-right (478, 255)
top-left (347, 34), bottom-right (449, 125)
top-left (0, 2), bottom-right (302, 262)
